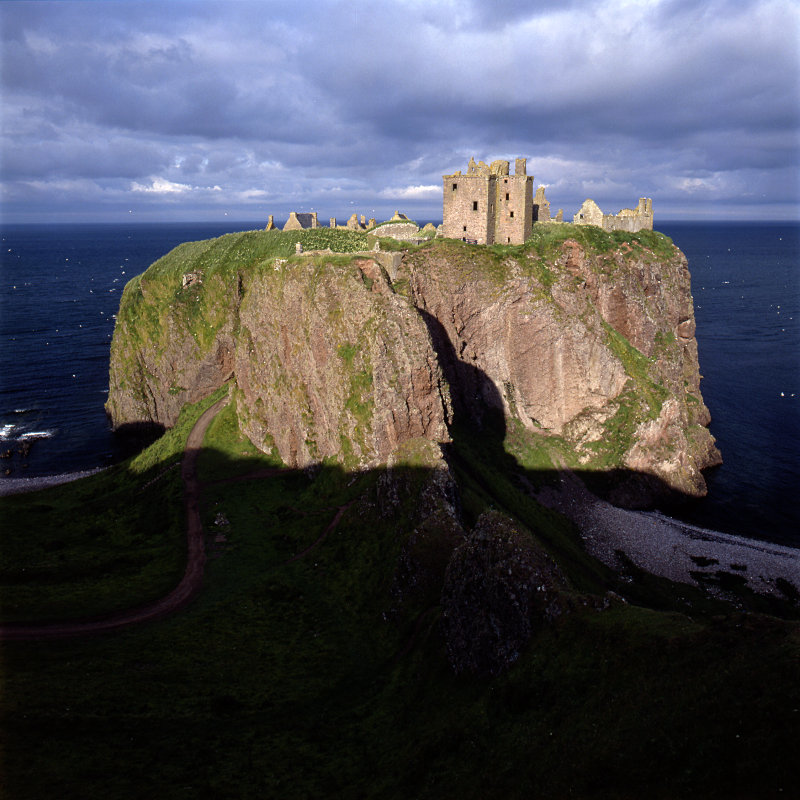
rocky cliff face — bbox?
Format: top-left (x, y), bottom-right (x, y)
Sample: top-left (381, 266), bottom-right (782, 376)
top-left (403, 233), bottom-right (720, 500)
top-left (106, 227), bottom-right (720, 499)
top-left (107, 243), bottom-right (450, 469)
top-left (233, 257), bottom-right (450, 467)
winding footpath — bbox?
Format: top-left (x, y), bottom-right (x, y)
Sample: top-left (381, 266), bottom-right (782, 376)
top-left (0, 396), bottom-right (229, 641)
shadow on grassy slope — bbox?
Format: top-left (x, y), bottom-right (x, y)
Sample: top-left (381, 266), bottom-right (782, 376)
top-left (2, 428), bottom-right (800, 799)
top-left (2, 353), bottom-right (800, 799)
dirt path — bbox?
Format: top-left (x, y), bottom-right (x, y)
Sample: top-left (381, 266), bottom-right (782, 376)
top-left (0, 396), bottom-right (229, 641)
top-left (286, 502), bottom-right (354, 564)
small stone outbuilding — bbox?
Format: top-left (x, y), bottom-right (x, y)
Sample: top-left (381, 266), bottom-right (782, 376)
top-left (283, 212), bottom-right (319, 231)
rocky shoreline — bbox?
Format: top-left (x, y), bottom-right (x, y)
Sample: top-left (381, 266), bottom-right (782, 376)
top-left (536, 470), bottom-right (800, 600)
top-left (0, 468), bottom-right (107, 497)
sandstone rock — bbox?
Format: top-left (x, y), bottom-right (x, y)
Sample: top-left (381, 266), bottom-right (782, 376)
top-left (408, 265), bottom-right (628, 434)
top-left (403, 236), bottom-right (719, 500)
top-left (107, 230), bottom-right (719, 503)
top-left (233, 258), bottom-right (450, 468)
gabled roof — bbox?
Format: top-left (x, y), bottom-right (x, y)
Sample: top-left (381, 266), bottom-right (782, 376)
top-left (293, 213), bottom-right (316, 229)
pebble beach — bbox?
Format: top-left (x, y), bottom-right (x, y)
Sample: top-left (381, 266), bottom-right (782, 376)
top-left (536, 471), bottom-right (800, 600)
top-left (0, 468), bottom-right (107, 497)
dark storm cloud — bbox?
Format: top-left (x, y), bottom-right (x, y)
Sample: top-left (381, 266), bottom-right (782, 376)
top-left (1, 0), bottom-right (797, 222)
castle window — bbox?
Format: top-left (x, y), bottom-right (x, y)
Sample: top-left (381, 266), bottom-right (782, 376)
top-left (507, 237), bottom-right (511, 243)
top-left (505, 193), bottom-right (509, 201)
top-left (472, 201), bottom-right (478, 211)
top-left (463, 225), bottom-right (467, 232)
top-left (510, 211), bottom-right (514, 218)
top-left (452, 183), bottom-right (457, 191)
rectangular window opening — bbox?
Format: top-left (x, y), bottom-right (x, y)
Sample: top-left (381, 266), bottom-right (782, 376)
top-left (463, 225), bottom-right (467, 232)
top-left (505, 193), bottom-right (509, 201)
top-left (452, 183), bottom-right (458, 191)
top-left (510, 211), bottom-right (514, 218)
top-left (507, 237), bottom-right (511, 243)
top-left (472, 201), bottom-right (478, 211)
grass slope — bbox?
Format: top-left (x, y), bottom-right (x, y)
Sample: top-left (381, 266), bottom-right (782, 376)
top-left (2, 393), bottom-right (799, 799)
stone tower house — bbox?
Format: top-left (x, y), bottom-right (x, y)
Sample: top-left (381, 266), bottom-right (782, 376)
top-left (442, 157), bottom-right (533, 245)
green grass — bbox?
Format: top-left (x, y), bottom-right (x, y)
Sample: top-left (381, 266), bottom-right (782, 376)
top-left (0, 388), bottom-right (226, 623)
top-left (197, 399), bottom-right (284, 482)
top-left (3, 394), bottom-right (800, 799)
top-left (520, 222), bottom-right (675, 262)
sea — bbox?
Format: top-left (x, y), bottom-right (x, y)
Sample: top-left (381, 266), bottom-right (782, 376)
top-left (1, 221), bottom-right (798, 546)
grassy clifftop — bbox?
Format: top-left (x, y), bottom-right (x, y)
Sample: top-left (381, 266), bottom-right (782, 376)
top-left (108, 224), bottom-right (716, 503)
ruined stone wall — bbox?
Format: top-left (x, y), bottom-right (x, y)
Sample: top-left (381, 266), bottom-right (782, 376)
top-left (573, 199), bottom-right (604, 227)
top-left (372, 221), bottom-right (421, 241)
top-left (602, 198), bottom-right (653, 232)
top-left (345, 213), bottom-right (365, 231)
top-left (533, 185), bottom-right (551, 223)
top-left (574, 198), bottom-right (653, 232)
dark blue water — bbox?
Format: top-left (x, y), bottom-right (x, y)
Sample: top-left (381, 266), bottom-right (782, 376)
top-left (0, 222), bottom-right (264, 476)
top-left (658, 222), bottom-right (800, 546)
top-left (1, 221), bottom-right (798, 546)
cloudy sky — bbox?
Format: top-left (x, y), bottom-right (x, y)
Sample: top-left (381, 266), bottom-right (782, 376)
top-left (1, 0), bottom-right (798, 224)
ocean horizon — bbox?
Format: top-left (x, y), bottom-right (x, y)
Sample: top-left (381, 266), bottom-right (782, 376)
top-left (1, 219), bottom-right (798, 546)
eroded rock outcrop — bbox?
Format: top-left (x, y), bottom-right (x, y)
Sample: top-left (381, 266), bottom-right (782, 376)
top-left (233, 259), bottom-right (451, 467)
top-left (402, 235), bottom-right (720, 500)
top-left (107, 247), bottom-right (451, 469)
top-left (441, 510), bottom-right (569, 676)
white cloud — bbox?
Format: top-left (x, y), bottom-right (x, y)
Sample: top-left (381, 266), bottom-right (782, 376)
top-left (380, 185), bottom-right (441, 200)
top-left (131, 177), bottom-right (191, 194)
top-left (235, 188), bottom-right (270, 200)
top-left (131, 177), bottom-right (222, 194)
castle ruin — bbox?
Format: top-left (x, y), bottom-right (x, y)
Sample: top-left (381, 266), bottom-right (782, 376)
top-left (263, 157), bottom-right (653, 245)
top-left (573, 197), bottom-right (653, 232)
top-left (442, 157), bottom-right (533, 245)
top-left (442, 157), bottom-right (652, 242)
